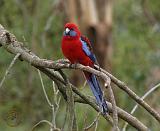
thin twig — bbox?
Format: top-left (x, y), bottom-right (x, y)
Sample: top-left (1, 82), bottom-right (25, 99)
top-left (122, 83), bottom-right (160, 131)
top-left (82, 107), bottom-right (88, 131)
top-left (61, 105), bottom-right (68, 131)
top-left (51, 81), bottom-right (61, 129)
top-left (31, 120), bottom-right (53, 131)
top-left (103, 74), bottom-right (119, 130)
top-left (73, 110), bottom-right (78, 131)
top-left (81, 80), bottom-right (87, 90)
top-left (0, 53), bottom-right (21, 88)
top-left (59, 70), bottom-right (77, 131)
top-left (95, 119), bottom-right (98, 131)
top-left (38, 70), bottom-right (62, 131)
top-left (84, 112), bottom-right (101, 130)
top-left (38, 69), bottom-right (53, 107)
top-left (66, 83), bottom-right (75, 131)
top-left (107, 84), bottom-right (119, 131)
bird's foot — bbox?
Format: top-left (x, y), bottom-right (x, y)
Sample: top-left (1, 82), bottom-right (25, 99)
top-left (69, 63), bottom-right (78, 69)
top-left (94, 64), bottom-right (101, 71)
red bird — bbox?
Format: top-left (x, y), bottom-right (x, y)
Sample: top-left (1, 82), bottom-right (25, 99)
top-left (61, 23), bottom-right (108, 114)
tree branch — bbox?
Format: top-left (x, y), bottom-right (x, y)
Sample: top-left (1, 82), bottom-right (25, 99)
top-left (122, 83), bottom-right (160, 131)
top-left (37, 70), bottom-right (62, 131)
top-left (37, 65), bottom-right (146, 130)
top-left (59, 70), bottom-right (77, 131)
top-left (31, 120), bottom-right (53, 131)
top-left (107, 84), bottom-right (119, 131)
top-left (0, 24), bottom-right (150, 130)
top-left (96, 65), bottom-right (160, 122)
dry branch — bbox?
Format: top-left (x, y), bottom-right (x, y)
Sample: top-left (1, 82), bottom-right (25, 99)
top-left (122, 83), bottom-right (160, 131)
top-left (96, 66), bottom-right (160, 122)
top-left (0, 24), bottom-right (151, 130)
top-left (37, 66), bottom-right (143, 130)
top-left (37, 70), bottom-right (62, 131)
top-left (59, 70), bottom-right (77, 131)
top-left (0, 53), bottom-right (20, 88)
top-left (31, 120), bottom-right (53, 131)
top-left (107, 84), bottom-right (119, 131)
top-left (84, 112), bottom-right (100, 130)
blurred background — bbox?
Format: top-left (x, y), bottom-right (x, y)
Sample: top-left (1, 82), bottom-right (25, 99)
top-left (0, 0), bottom-right (160, 130)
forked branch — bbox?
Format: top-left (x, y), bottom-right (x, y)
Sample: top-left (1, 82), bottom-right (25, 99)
top-left (0, 24), bottom-right (154, 130)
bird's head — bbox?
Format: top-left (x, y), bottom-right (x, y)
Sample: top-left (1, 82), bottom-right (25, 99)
top-left (63, 23), bottom-right (81, 40)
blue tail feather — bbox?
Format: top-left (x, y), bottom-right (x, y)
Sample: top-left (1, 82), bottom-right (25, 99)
top-left (86, 74), bottom-right (108, 114)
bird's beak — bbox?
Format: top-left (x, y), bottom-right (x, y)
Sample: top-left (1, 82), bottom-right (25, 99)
top-left (65, 28), bottom-right (70, 35)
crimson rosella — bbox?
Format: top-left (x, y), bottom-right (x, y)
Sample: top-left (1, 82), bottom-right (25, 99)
top-left (61, 23), bottom-right (108, 114)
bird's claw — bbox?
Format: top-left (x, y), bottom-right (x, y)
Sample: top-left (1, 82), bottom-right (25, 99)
top-left (69, 63), bottom-right (77, 69)
top-left (94, 64), bottom-right (101, 71)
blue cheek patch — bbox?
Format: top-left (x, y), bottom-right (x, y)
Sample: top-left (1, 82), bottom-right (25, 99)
top-left (63, 30), bottom-right (77, 37)
top-left (70, 30), bottom-right (77, 36)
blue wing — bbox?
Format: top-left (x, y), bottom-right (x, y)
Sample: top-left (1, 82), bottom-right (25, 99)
top-left (80, 37), bottom-right (96, 62)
